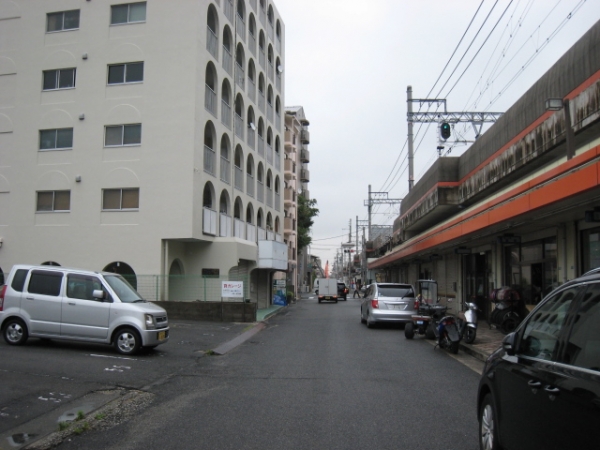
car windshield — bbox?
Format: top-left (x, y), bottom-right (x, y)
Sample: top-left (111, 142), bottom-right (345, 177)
top-left (378, 286), bottom-right (414, 298)
top-left (104, 274), bottom-right (145, 303)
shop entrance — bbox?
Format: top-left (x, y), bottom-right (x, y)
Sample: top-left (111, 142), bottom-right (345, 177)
top-left (464, 253), bottom-right (491, 320)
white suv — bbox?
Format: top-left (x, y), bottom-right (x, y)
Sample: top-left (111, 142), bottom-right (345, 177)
top-left (0, 265), bottom-right (169, 355)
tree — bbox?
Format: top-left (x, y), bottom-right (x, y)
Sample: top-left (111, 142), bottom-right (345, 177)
top-left (297, 195), bottom-right (318, 250)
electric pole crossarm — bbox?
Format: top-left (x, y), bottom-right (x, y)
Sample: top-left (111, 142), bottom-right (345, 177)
top-left (407, 111), bottom-right (503, 123)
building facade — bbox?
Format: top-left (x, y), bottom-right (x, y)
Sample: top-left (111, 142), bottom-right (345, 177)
top-left (368, 20), bottom-right (600, 319)
top-left (284, 106), bottom-right (310, 294)
top-left (0, 0), bottom-right (288, 308)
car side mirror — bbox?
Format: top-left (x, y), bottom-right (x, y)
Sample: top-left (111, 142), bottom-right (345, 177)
top-left (93, 289), bottom-right (105, 300)
top-left (502, 332), bottom-right (517, 356)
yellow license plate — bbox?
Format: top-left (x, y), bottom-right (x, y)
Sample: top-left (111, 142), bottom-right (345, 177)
top-left (325, 296), bottom-right (331, 299)
top-left (158, 331), bottom-right (166, 341)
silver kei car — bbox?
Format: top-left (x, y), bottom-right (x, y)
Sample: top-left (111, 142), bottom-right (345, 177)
top-left (360, 283), bottom-right (417, 328)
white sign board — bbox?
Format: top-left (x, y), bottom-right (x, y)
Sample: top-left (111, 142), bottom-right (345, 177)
top-left (221, 281), bottom-right (244, 298)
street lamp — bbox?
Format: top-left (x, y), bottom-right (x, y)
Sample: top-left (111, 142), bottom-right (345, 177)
top-left (546, 98), bottom-right (575, 160)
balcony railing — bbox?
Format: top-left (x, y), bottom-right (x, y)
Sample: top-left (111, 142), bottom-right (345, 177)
top-left (246, 173), bottom-right (254, 197)
top-left (267, 61), bottom-right (274, 81)
top-left (274, 151), bottom-right (280, 171)
top-left (257, 226), bottom-right (266, 241)
top-left (205, 85), bottom-right (217, 118)
top-left (222, 46), bottom-right (233, 76)
top-left (234, 113), bottom-right (244, 139)
top-left (301, 129), bottom-right (310, 143)
top-left (258, 91), bottom-right (265, 113)
top-left (248, 32), bottom-right (256, 56)
top-left (257, 180), bottom-right (264, 203)
top-left (220, 157), bottom-right (230, 184)
top-left (257, 135), bottom-right (264, 156)
top-left (266, 188), bottom-right (273, 207)
top-left (224, 0), bottom-right (234, 23)
top-left (221, 100), bottom-right (232, 129)
top-left (259, 48), bottom-right (265, 68)
top-left (276, 73), bottom-right (281, 92)
top-left (275, 192), bottom-right (280, 211)
top-left (284, 187), bottom-right (295, 206)
top-left (236, 14), bottom-right (246, 41)
top-left (204, 145), bottom-right (215, 176)
top-left (203, 207), bottom-right (217, 235)
top-left (300, 168), bottom-right (310, 182)
top-left (267, 102), bottom-right (273, 123)
top-left (267, 20), bottom-right (274, 41)
top-left (235, 62), bottom-right (245, 91)
top-left (207, 28), bottom-right (219, 60)
top-left (275, 112), bottom-right (281, 131)
top-left (284, 158), bottom-right (295, 179)
top-left (266, 144), bottom-right (273, 165)
top-left (234, 165), bottom-right (243, 191)
top-left (234, 218), bottom-right (245, 239)
top-left (300, 147), bottom-right (310, 163)
top-left (248, 78), bottom-right (256, 103)
top-left (247, 222), bottom-right (256, 242)
top-left (247, 127), bottom-right (255, 149)
top-left (220, 213), bottom-right (232, 237)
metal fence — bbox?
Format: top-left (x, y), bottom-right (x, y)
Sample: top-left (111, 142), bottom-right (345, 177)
top-left (133, 275), bottom-right (251, 303)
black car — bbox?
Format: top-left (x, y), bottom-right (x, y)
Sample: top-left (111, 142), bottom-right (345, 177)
top-left (477, 271), bottom-right (600, 450)
top-left (337, 282), bottom-right (348, 301)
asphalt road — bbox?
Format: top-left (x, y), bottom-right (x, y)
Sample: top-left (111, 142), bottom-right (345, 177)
top-left (46, 296), bottom-right (481, 450)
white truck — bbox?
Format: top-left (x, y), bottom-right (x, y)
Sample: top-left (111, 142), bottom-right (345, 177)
top-left (316, 278), bottom-right (338, 303)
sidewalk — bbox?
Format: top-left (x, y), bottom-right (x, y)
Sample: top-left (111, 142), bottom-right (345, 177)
top-left (459, 323), bottom-right (505, 362)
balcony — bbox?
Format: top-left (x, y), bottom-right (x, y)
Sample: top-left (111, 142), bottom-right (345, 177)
top-left (300, 129), bottom-right (310, 144)
top-left (284, 187), bottom-right (295, 207)
top-left (300, 168), bottom-right (310, 182)
top-left (300, 147), bottom-right (310, 163)
top-left (257, 239), bottom-right (288, 270)
top-left (284, 216), bottom-right (296, 233)
top-left (284, 159), bottom-right (295, 180)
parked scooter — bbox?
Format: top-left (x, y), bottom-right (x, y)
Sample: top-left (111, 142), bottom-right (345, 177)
top-left (433, 311), bottom-right (461, 354)
top-left (457, 301), bottom-right (480, 344)
top-left (404, 280), bottom-right (462, 354)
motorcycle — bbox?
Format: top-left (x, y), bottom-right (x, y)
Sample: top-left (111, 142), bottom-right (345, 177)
top-left (433, 311), bottom-right (461, 354)
top-left (404, 280), bottom-right (462, 354)
top-left (489, 287), bottom-right (526, 333)
top-left (457, 301), bottom-right (480, 344)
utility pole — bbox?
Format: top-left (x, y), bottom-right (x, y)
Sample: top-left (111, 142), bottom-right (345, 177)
top-left (364, 185), bottom-right (403, 241)
top-left (406, 86), bottom-right (503, 191)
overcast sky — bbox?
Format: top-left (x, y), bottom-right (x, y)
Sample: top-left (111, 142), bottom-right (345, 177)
top-left (274, 0), bottom-right (600, 271)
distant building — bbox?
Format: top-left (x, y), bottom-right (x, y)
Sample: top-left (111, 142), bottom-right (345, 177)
top-left (284, 106), bottom-right (310, 293)
top-left (0, 0), bottom-right (288, 307)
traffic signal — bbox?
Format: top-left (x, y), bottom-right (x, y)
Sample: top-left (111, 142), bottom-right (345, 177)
top-left (440, 122), bottom-right (451, 140)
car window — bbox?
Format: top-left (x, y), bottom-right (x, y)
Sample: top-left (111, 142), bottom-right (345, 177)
top-left (104, 274), bottom-right (143, 303)
top-left (28, 270), bottom-right (63, 296)
top-left (378, 286), bottom-right (415, 298)
top-left (562, 282), bottom-right (600, 371)
top-left (11, 269), bottom-right (28, 292)
top-left (520, 285), bottom-right (580, 361)
top-left (67, 274), bottom-right (104, 301)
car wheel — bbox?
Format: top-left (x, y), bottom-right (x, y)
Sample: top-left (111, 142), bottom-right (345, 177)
top-left (479, 394), bottom-right (500, 450)
top-left (114, 327), bottom-right (141, 355)
top-left (464, 327), bottom-right (477, 344)
top-left (366, 314), bottom-right (375, 329)
top-left (404, 322), bottom-right (415, 339)
top-left (3, 318), bottom-right (28, 346)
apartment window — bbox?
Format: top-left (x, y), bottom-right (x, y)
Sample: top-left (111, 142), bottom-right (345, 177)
top-left (111, 2), bottom-right (146, 25)
top-left (39, 128), bottom-right (73, 150)
top-left (104, 124), bottom-right (141, 146)
top-left (36, 190), bottom-right (71, 212)
top-left (108, 62), bottom-right (144, 84)
top-left (47, 10), bottom-right (80, 32)
top-left (102, 188), bottom-right (139, 210)
top-left (43, 68), bottom-right (76, 90)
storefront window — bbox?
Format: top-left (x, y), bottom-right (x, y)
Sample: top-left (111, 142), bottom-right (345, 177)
top-left (504, 237), bottom-right (557, 308)
top-left (582, 227), bottom-right (600, 273)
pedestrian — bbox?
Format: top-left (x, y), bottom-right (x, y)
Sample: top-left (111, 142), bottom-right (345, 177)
top-left (353, 282), bottom-right (361, 298)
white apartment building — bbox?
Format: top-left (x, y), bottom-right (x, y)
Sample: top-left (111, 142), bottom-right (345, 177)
top-left (0, 0), bottom-right (288, 308)
top-left (284, 106), bottom-right (310, 294)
